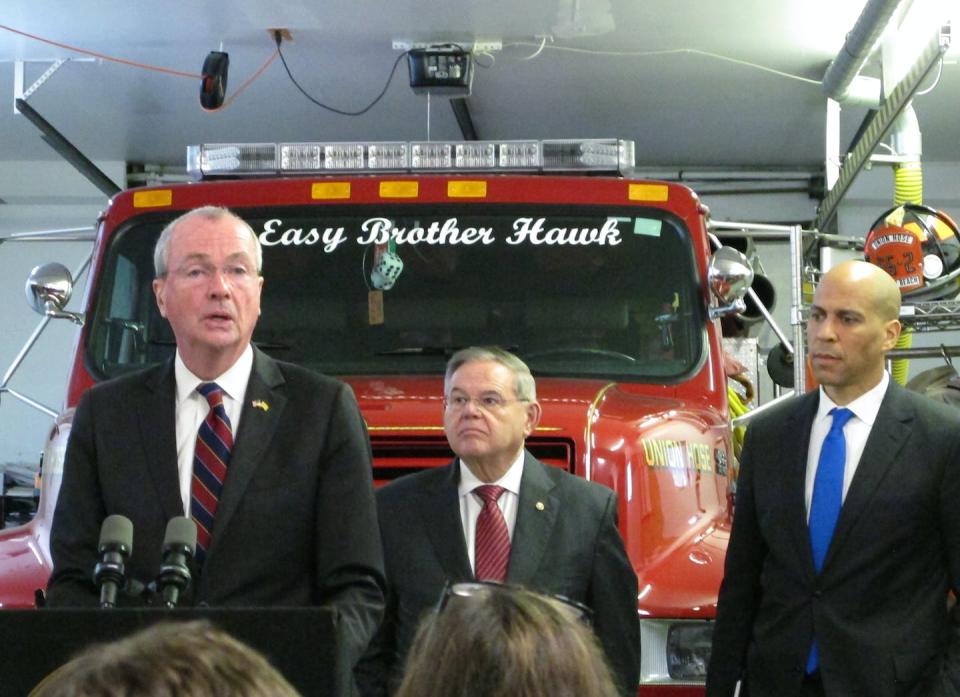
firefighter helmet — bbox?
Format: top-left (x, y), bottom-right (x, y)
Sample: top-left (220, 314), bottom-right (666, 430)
top-left (864, 203), bottom-right (960, 301)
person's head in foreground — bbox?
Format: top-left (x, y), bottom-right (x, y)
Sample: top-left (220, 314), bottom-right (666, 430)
top-left (29, 619), bottom-right (302, 697)
top-left (395, 582), bottom-right (620, 697)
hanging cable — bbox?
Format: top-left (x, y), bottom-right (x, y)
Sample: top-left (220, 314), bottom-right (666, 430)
top-left (274, 31), bottom-right (406, 116)
top-left (205, 48), bottom-right (279, 112)
top-left (915, 55), bottom-right (944, 96)
top-left (1, 22), bottom-right (277, 110)
top-left (508, 40), bottom-right (821, 86)
top-left (0, 22), bottom-right (201, 78)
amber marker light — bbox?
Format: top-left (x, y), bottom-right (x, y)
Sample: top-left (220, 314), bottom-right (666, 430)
top-left (132, 190), bottom-right (173, 208)
top-left (447, 181), bottom-right (487, 198)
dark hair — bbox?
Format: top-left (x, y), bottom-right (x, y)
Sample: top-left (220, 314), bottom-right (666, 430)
top-left (395, 585), bottom-right (619, 697)
top-left (29, 620), bottom-right (301, 697)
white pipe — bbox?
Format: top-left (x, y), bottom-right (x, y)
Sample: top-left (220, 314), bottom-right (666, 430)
top-left (822, 0), bottom-right (903, 101)
top-left (891, 101), bottom-right (922, 158)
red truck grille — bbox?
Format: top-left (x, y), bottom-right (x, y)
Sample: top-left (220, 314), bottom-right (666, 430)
top-left (371, 436), bottom-right (576, 485)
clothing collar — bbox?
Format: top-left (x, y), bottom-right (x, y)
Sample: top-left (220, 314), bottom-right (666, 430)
top-left (458, 449), bottom-right (525, 497)
top-left (174, 344), bottom-right (254, 405)
top-left (816, 370), bottom-right (889, 427)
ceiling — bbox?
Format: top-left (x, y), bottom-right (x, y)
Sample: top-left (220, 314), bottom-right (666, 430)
top-left (0, 0), bottom-right (957, 188)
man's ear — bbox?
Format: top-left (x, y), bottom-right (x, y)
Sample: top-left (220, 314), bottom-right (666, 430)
top-left (152, 278), bottom-right (167, 318)
top-left (257, 275), bottom-right (264, 315)
top-left (882, 318), bottom-right (902, 351)
top-left (523, 401), bottom-right (542, 436)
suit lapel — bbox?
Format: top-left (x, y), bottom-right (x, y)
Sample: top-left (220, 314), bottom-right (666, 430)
top-left (507, 452), bottom-right (560, 585)
top-left (139, 360), bottom-right (183, 520)
top-left (420, 462), bottom-right (473, 579)
top-left (784, 392), bottom-right (820, 579)
top-left (824, 383), bottom-right (911, 570)
top-left (208, 348), bottom-right (287, 555)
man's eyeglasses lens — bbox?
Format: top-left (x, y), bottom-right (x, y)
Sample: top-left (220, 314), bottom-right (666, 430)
top-left (444, 395), bottom-right (526, 412)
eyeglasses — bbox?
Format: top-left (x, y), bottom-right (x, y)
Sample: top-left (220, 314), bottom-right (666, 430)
top-left (435, 580), bottom-right (593, 625)
top-left (167, 262), bottom-right (259, 285)
top-left (443, 394), bottom-right (529, 412)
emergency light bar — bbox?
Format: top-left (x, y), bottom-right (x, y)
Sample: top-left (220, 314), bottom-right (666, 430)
top-left (186, 139), bottom-right (635, 178)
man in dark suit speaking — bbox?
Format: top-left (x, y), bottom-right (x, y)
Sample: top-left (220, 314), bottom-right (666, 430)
top-left (706, 260), bottom-right (960, 697)
top-left (356, 347), bottom-right (638, 696)
top-left (46, 206), bottom-right (385, 671)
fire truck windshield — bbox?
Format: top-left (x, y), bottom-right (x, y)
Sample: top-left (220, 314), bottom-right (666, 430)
top-left (87, 204), bottom-right (703, 382)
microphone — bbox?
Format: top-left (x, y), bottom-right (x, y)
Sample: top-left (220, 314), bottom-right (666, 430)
top-left (157, 517), bottom-right (197, 609)
top-left (93, 514), bottom-right (133, 609)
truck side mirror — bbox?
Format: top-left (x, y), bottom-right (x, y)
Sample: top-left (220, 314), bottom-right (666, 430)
top-left (25, 263), bottom-right (84, 325)
top-left (707, 247), bottom-right (753, 320)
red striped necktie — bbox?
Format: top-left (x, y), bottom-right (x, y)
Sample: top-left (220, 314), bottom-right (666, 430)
top-left (474, 485), bottom-right (511, 582)
top-left (190, 382), bottom-right (234, 563)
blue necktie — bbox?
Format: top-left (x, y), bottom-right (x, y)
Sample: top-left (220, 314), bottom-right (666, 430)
top-left (806, 406), bottom-right (855, 673)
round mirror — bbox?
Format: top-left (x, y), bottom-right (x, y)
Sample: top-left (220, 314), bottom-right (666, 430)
top-left (25, 262), bottom-right (74, 316)
top-left (708, 247), bottom-right (753, 305)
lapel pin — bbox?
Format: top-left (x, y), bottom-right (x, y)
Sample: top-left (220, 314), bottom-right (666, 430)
top-left (535, 501), bottom-right (545, 511)
top-left (252, 399), bottom-right (270, 412)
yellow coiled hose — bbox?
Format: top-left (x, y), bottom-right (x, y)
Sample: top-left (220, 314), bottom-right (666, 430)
top-left (890, 162), bottom-right (922, 386)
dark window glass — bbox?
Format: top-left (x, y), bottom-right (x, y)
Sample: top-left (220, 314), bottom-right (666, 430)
top-left (87, 204), bottom-right (703, 382)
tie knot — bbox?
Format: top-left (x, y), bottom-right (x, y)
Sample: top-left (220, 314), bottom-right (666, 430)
top-left (829, 407), bottom-right (854, 431)
top-left (197, 382), bottom-right (225, 407)
top-left (474, 485), bottom-right (506, 505)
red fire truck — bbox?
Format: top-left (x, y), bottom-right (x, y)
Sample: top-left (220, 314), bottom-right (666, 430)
top-left (0, 138), bottom-right (751, 696)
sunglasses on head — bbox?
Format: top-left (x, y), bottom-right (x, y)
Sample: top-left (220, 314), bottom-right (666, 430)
top-left (434, 580), bottom-right (594, 625)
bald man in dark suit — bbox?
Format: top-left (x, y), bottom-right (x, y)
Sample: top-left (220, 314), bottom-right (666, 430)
top-left (707, 261), bottom-right (960, 697)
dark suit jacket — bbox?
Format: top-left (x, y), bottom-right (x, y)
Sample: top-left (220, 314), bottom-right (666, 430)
top-left (706, 381), bottom-right (960, 697)
top-left (46, 348), bottom-right (386, 669)
top-left (356, 451), bottom-right (639, 697)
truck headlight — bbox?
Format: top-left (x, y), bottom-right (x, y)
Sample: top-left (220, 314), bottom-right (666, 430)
top-left (639, 619), bottom-right (714, 685)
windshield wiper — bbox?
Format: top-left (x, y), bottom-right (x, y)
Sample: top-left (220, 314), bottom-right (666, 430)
top-left (376, 344), bottom-right (519, 357)
top-left (375, 345), bottom-right (463, 357)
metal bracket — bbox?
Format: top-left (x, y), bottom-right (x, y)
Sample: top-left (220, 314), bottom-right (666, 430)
top-left (11, 57), bottom-right (96, 113)
top-left (392, 39), bottom-right (502, 52)
top-left (14, 59), bottom-right (65, 113)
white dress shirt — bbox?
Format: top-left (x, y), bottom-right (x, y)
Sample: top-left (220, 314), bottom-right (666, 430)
top-left (173, 345), bottom-right (253, 516)
top-left (805, 371), bottom-right (889, 519)
top-left (458, 450), bottom-right (525, 573)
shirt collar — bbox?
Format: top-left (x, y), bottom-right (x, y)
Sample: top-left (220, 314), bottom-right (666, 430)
top-left (816, 371), bottom-right (889, 427)
top-left (174, 345), bottom-right (254, 405)
top-left (458, 449), bottom-right (526, 497)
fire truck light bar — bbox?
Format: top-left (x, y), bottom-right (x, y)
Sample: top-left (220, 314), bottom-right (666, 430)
top-left (186, 139), bottom-right (635, 178)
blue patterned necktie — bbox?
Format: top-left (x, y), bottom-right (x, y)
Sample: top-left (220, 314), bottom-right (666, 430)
top-left (190, 382), bottom-right (234, 564)
top-left (806, 406), bottom-right (855, 673)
